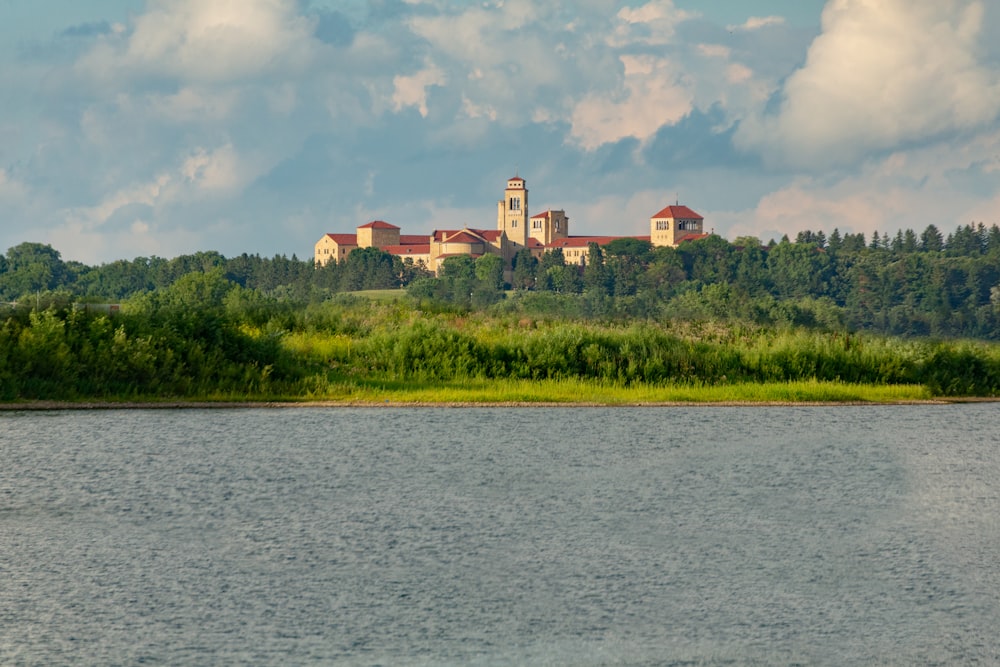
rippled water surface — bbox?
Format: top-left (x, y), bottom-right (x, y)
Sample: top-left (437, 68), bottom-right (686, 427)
top-left (2, 405), bottom-right (999, 665)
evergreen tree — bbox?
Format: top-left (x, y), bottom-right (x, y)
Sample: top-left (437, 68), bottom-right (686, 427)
top-left (512, 247), bottom-right (538, 290)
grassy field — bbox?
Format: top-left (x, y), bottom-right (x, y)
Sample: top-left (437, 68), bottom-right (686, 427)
top-left (288, 377), bottom-right (934, 405)
top-left (3, 297), bottom-right (998, 404)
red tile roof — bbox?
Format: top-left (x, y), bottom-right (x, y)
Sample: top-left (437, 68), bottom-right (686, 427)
top-left (531, 212), bottom-right (549, 219)
top-left (323, 233), bottom-right (358, 245)
top-left (651, 205), bottom-right (703, 220)
top-left (400, 234), bottom-right (429, 244)
top-left (431, 228), bottom-right (501, 243)
top-left (508, 176), bottom-right (524, 182)
top-left (442, 231), bottom-right (486, 244)
top-left (526, 238), bottom-right (545, 248)
top-left (358, 220), bottom-right (399, 230)
top-left (477, 229), bottom-right (503, 242)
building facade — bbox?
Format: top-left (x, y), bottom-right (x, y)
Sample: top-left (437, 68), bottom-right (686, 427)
top-left (650, 205), bottom-right (706, 247)
top-left (314, 176), bottom-right (708, 272)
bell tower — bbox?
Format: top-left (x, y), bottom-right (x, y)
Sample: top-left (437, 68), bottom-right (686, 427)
top-left (497, 176), bottom-right (528, 246)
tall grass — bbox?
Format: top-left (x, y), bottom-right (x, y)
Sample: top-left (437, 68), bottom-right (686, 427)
top-left (3, 299), bottom-right (998, 403)
top-left (278, 306), bottom-right (1000, 400)
top-left (289, 376), bottom-right (931, 404)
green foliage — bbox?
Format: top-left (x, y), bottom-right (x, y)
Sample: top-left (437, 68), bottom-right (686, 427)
top-left (3, 296), bottom-right (1000, 402)
top-left (512, 247), bottom-right (538, 290)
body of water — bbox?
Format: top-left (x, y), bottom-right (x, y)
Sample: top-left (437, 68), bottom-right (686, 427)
top-left (2, 405), bottom-right (999, 665)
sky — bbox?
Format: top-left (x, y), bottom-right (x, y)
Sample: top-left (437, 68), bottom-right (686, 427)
top-left (2, 0), bottom-right (999, 265)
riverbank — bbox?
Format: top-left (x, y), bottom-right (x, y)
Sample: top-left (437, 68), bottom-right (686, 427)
top-left (5, 397), bottom-right (996, 410)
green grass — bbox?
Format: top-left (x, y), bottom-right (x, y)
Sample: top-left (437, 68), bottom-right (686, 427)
top-left (295, 377), bottom-right (934, 405)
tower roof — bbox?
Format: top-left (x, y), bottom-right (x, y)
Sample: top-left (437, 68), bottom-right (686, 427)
top-left (652, 205), bottom-right (702, 220)
top-left (357, 220), bottom-right (399, 230)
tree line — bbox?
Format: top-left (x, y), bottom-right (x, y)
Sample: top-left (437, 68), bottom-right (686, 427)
top-left (3, 220), bottom-right (1000, 338)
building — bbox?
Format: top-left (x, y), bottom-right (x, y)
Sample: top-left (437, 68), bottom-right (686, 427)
top-left (650, 205), bottom-right (708, 247)
top-left (315, 221), bottom-right (431, 268)
top-left (314, 176), bottom-right (708, 272)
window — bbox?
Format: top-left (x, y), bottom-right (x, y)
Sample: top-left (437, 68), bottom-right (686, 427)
top-left (655, 220), bottom-right (669, 231)
top-left (510, 197), bottom-right (521, 211)
top-left (533, 220), bottom-right (542, 229)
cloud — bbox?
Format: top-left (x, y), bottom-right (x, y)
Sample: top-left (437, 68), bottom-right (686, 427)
top-left (181, 144), bottom-right (252, 193)
top-left (736, 0), bottom-right (1000, 168)
top-left (76, 0), bottom-right (320, 84)
top-left (727, 16), bottom-right (785, 32)
top-left (612, 0), bottom-right (692, 46)
top-left (0, 168), bottom-right (27, 202)
top-left (392, 61), bottom-right (447, 117)
top-left (570, 55), bottom-right (692, 150)
top-left (718, 128), bottom-right (1000, 243)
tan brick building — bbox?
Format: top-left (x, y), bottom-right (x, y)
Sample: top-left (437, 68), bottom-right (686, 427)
top-left (314, 176), bottom-right (708, 272)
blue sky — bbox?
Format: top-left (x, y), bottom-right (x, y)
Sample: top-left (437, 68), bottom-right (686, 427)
top-left (2, 0), bottom-right (999, 265)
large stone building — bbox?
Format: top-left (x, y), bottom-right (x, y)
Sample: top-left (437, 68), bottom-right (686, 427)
top-left (314, 176), bottom-right (708, 271)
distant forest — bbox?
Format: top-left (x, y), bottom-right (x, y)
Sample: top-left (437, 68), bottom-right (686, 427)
top-left (3, 221), bottom-right (1000, 339)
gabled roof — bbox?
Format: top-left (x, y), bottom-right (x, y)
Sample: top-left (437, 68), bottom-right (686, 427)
top-left (358, 220), bottom-right (399, 230)
top-left (476, 229), bottom-right (504, 242)
top-left (531, 212), bottom-right (550, 219)
top-left (526, 238), bottom-right (545, 248)
top-left (431, 228), bottom-right (500, 243)
top-left (322, 233), bottom-right (358, 245)
top-left (651, 205), bottom-right (703, 220)
top-left (442, 231), bottom-right (486, 244)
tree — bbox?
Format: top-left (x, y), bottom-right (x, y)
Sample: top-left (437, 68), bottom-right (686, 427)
top-left (583, 242), bottom-right (610, 294)
top-left (604, 238), bottom-right (653, 297)
top-left (512, 247), bottom-right (538, 290)
top-left (343, 247), bottom-right (402, 291)
top-left (827, 228), bottom-right (843, 252)
top-left (921, 225), bottom-right (944, 252)
top-left (767, 242), bottom-right (833, 299)
top-left (474, 254), bottom-right (504, 291)
top-left (0, 242), bottom-right (69, 299)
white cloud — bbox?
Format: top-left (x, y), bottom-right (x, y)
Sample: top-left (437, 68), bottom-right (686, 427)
top-left (152, 87), bottom-right (242, 122)
top-left (718, 129), bottom-right (1000, 243)
top-left (76, 0), bottom-right (319, 84)
top-left (727, 16), bottom-right (785, 32)
top-left (697, 44), bottom-right (731, 59)
top-left (181, 144), bottom-right (249, 193)
top-left (736, 0), bottom-right (1000, 168)
top-left (66, 173), bottom-right (174, 234)
top-left (612, 0), bottom-right (691, 46)
top-left (570, 55), bottom-right (692, 150)
top-left (392, 61), bottom-right (447, 117)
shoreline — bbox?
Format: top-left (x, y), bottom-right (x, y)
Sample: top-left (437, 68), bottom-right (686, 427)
top-left (3, 398), bottom-right (997, 410)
